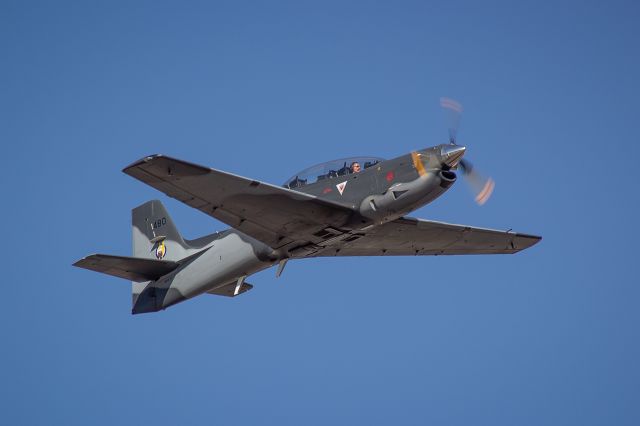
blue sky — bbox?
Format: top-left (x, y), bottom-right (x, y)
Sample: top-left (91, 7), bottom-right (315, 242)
top-left (2, 1), bottom-right (639, 424)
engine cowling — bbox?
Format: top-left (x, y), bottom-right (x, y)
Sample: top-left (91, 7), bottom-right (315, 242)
top-left (358, 171), bottom-right (456, 225)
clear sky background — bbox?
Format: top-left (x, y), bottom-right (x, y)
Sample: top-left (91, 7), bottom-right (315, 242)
top-left (2, 1), bottom-right (639, 425)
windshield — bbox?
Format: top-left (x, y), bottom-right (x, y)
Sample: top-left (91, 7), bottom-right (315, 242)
top-left (284, 156), bottom-right (385, 189)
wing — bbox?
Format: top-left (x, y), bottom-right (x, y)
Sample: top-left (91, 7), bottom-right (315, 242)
top-left (310, 217), bottom-right (541, 256)
top-left (123, 155), bottom-right (354, 250)
top-left (73, 254), bottom-right (180, 282)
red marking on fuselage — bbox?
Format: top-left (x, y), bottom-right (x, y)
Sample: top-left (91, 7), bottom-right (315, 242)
top-left (386, 171), bottom-right (394, 182)
top-left (323, 187), bottom-right (332, 194)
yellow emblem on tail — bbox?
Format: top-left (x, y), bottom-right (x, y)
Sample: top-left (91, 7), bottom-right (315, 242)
top-left (155, 241), bottom-right (166, 260)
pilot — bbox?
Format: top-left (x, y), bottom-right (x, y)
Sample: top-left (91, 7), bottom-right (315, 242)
top-left (350, 161), bottom-right (361, 173)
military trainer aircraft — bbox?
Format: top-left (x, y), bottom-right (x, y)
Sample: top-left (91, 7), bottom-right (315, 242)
top-left (74, 100), bottom-right (541, 314)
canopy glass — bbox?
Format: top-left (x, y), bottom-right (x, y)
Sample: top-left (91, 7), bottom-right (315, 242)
top-left (284, 157), bottom-right (385, 189)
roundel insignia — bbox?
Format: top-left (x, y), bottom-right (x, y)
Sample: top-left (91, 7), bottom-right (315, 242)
top-left (155, 241), bottom-right (166, 260)
top-left (336, 181), bottom-right (347, 196)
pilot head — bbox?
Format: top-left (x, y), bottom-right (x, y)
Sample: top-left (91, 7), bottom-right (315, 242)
top-left (351, 162), bottom-right (361, 173)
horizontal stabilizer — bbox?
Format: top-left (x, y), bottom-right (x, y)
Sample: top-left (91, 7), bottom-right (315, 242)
top-left (207, 282), bottom-right (254, 297)
top-left (73, 254), bottom-right (179, 282)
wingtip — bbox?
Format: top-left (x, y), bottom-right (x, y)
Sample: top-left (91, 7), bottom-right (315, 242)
top-left (517, 233), bottom-right (542, 242)
top-left (513, 233), bottom-right (542, 252)
top-left (72, 254), bottom-right (98, 267)
top-left (122, 154), bottom-right (164, 174)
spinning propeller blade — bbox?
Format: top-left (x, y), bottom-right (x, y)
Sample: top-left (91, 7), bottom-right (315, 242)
top-left (440, 97), bottom-right (495, 205)
top-left (440, 97), bottom-right (463, 144)
top-left (459, 159), bottom-right (495, 205)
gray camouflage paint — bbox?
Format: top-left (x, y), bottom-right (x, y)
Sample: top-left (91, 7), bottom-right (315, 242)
top-left (74, 143), bottom-right (539, 314)
top-left (131, 201), bottom-right (276, 314)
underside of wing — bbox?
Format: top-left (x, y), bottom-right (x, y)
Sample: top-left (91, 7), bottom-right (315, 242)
top-left (311, 217), bottom-right (541, 257)
top-left (123, 155), bottom-right (354, 250)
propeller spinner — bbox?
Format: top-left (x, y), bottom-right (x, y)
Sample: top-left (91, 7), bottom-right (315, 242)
top-left (439, 97), bottom-right (495, 205)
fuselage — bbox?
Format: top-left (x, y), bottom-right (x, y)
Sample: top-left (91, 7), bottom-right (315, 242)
top-left (286, 144), bottom-right (460, 226)
top-left (132, 229), bottom-right (276, 313)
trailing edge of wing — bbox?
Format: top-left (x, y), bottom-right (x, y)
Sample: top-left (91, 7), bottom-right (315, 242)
top-left (73, 254), bottom-right (180, 282)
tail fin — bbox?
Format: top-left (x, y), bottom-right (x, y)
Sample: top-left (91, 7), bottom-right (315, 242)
top-left (132, 200), bottom-right (189, 262)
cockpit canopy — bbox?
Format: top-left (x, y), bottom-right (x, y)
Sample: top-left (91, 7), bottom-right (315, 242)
top-left (284, 156), bottom-right (385, 189)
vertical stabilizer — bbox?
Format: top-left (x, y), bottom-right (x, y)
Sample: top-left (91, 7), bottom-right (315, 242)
top-left (131, 200), bottom-right (189, 314)
top-left (132, 200), bottom-right (189, 262)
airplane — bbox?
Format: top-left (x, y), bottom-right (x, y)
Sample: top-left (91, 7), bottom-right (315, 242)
top-left (74, 100), bottom-right (541, 314)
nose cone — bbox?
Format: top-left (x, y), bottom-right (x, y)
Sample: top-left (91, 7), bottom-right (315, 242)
top-left (440, 144), bottom-right (466, 167)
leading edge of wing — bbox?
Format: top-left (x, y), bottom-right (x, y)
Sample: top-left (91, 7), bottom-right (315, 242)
top-left (122, 154), bottom-right (351, 210)
top-left (123, 154), bottom-right (211, 178)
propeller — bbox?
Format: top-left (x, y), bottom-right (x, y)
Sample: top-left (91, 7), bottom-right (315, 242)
top-left (440, 97), bottom-right (495, 205)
